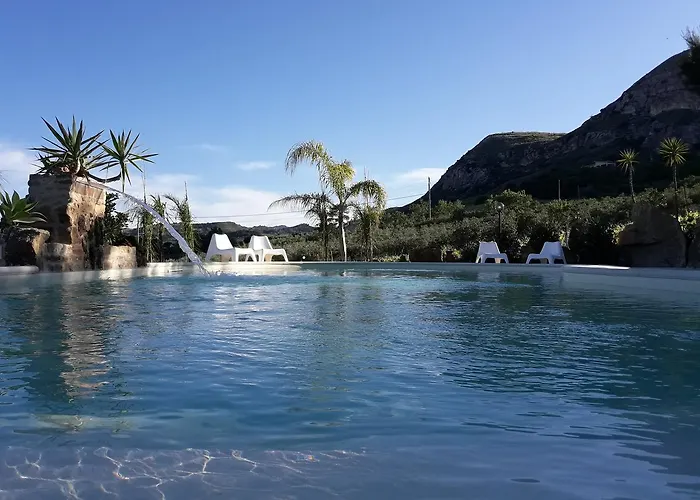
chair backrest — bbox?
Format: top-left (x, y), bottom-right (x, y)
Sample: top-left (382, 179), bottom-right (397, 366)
top-left (212, 233), bottom-right (233, 251)
top-left (249, 235), bottom-right (273, 250)
top-left (541, 241), bottom-right (564, 257)
top-left (477, 241), bottom-right (500, 255)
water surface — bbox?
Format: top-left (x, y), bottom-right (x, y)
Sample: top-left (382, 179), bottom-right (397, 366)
top-left (1, 270), bottom-right (699, 499)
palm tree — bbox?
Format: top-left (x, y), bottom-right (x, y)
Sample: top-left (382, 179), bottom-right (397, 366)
top-left (616, 149), bottom-right (638, 202)
top-left (277, 141), bottom-right (386, 261)
top-left (355, 204), bottom-right (383, 261)
top-left (328, 163), bottom-right (386, 261)
top-left (659, 137), bottom-right (690, 218)
top-left (269, 192), bottom-right (332, 258)
top-left (282, 141), bottom-right (337, 260)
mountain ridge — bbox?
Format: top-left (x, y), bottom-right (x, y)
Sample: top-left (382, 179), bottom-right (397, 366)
top-left (420, 50), bottom-right (700, 204)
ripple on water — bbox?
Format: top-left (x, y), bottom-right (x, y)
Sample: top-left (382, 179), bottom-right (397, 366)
top-left (1, 271), bottom-right (700, 499)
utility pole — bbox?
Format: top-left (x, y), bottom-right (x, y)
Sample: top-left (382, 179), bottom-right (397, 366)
top-left (558, 179), bottom-right (561, 201)
top-left (428, 177), bottom-right (432, 220)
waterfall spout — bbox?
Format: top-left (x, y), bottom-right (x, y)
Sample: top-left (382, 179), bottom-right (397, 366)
top-left (78, 179), bottom-right (210, 276)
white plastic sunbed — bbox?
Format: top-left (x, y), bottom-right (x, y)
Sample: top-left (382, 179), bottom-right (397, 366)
top-left (526, 241), bottom-right (567, 264)
top-left (247, 235), bottom-right (289, 262)
top-left (205, 234), bottom-right (257, 262)
top-left (475, 241), bottom-right (509, 263)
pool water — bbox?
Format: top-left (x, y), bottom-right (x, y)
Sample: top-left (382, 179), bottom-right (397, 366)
top-left (1, 270), bottom-right (700, 499)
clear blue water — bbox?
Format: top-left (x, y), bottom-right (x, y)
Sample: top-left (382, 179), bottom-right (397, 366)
top-left (1, 270), bottom-right (700, 499)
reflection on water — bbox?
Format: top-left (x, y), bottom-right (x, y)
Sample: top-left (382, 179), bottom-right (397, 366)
top-left (1, 271), bottom-right (700, 498)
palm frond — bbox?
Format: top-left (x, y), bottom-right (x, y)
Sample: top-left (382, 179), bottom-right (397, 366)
top-left (616, 149), bottom-right (638, 173)
top-left (659, 137), bottom-right (690, 167)
top-left (348, 179), bottom-right (387, 208)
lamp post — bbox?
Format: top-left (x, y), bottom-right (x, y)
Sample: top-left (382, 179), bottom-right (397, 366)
top-left (495, 202), bottom-right (504, 245)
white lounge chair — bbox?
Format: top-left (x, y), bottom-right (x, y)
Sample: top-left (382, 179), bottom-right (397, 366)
top-left (205, 234), bottom-right (257, 262)
top-left (475, 241), bottom-right (509, 263)
top-left (526, 241), bottom-right (567, 264)
top-left (247, 235), bottom-right (288, 262)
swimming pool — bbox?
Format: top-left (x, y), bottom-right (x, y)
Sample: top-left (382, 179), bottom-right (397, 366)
top-left (1, 269), bottom-right (700, 499)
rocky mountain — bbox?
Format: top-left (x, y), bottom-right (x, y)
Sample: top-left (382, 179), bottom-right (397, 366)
top-left (423, 50), bottom-right (700, 203)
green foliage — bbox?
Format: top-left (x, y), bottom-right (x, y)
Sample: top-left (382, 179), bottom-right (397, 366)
top-left (32, 117), bottom-right (156, 191)
top-left (164, 191), bottom-right (197, 254)
top-left (102, 193), bottom-right (129, 245)
top-left (0, 190), bottom-right (46, 230)
top-left (274, 140), bottom-right (386, 262)
top-left (150, 195), bottom-right (167, 261)
top-left (679, 210), bottom-right (700, 239)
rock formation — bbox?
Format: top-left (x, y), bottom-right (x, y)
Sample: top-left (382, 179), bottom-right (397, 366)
top-left (687, 228), bottom-right (700, 268)
top-left (617, 204), bottom-right (687, 267)
top-left (424, 50), bottom-right (700, 203)
top-left (27, 174), bottom-right (106, 271)
top-left (2, 227), bottom-right (50, 266)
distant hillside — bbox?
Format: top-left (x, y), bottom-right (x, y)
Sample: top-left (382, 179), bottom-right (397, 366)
top-left (418, 50), bottom-right (700, 204)
top-left (126, 221), bottom-right (314, 243)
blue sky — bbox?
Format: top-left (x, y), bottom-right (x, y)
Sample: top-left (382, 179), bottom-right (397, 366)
top-left (0, 0), bottom-right (697, 226)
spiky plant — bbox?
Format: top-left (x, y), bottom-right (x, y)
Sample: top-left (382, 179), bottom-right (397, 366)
top-left (659, 137), bottom-right (690, 218)
top-left (0, 190), bottom-right (46, 240)
top-left (102, 130), bottom-right (157, 192)
top-left (616, 149), bottom-right (639, 202)
top-left (31, 117), bottom-right (156, 191)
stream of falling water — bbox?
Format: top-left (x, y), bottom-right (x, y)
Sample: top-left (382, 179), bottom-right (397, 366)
top-left (77, 180), bottom-right (210, 276)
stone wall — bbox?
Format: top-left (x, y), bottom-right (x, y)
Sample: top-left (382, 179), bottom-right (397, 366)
top-left (28, 174), bottom-right (106, 271)
top-left (102, 245), bottom-right (137, 270)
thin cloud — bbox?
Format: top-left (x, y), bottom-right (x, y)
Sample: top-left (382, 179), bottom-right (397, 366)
top-left (236, 161), bottom-right (276, 171)
top-left (0, 144), bottom-right (36, 195)
top-left (190, 143), bottom-right (228, 153)
top-left (125, 173), bottom-right (307, 227)
top-left (394, 167), bottom-right (447, 186)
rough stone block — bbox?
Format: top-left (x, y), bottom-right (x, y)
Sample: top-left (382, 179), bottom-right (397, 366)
top-left (1, 227), bottom-right (50, 266)
top-left (102, 245), bottom-right (137, 270)
top-left (617, 204), bottom-right (687, 267)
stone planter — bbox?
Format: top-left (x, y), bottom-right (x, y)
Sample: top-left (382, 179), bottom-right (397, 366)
top-left (28, 174), bottom-right (106, 271)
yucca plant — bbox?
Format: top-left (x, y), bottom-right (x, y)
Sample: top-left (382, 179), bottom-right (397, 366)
top-left (0, 190), bottom-right (46, 239)
top-left (659, 137), bottom-right (690, 218)
top-left (31, 117), bottom-right (156, 191)
top-left (102, 130), bottom-right (157, 192)
top-left (616, 149), bottom-right (639, 202)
